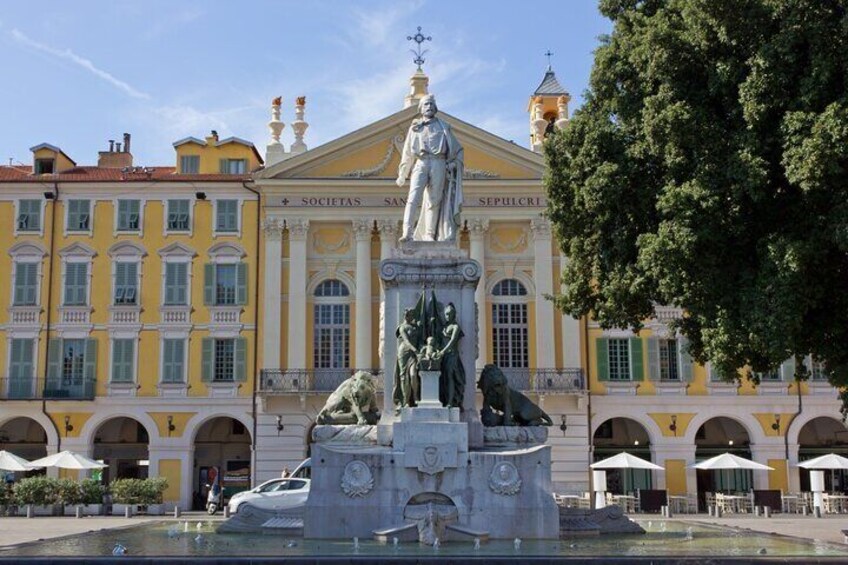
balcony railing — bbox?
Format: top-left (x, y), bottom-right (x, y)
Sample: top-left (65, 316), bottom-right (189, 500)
top-left (482, 368), bottom-right (585, 394)
top-left (0, 377), bottom-right (96, 400)
top-left (259, 368), bottom-right (584, 395)
top-left (260, 369), bottom-right (383, 394)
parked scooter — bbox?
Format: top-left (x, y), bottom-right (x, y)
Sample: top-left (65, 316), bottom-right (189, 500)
top-left (206, 483), bottom-right (222, 515)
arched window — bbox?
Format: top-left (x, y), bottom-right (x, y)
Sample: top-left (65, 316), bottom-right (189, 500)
top-left (313, 280), bottom-right (350, 371)
top-left (491, 279), bottom-right (529, 369)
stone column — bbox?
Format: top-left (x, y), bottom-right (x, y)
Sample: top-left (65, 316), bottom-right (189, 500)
top-left (468, 218), bottom-right (489, 369)
top-left (286, 218), bottom-right (309, 369)
top-left (377, 220), bottom-right (398, 365)
top-left (353, 219), bottom-right (373, 369)
top-left (560, 253), bottom-right (581, 368)
top-left (263, 218), bottom-right (284, 370)
top-left (531, 218), bottom-right (556, 370)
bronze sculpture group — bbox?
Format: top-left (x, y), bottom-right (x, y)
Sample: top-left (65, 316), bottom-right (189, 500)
top-left (393, 291), bottom-right (465, 410)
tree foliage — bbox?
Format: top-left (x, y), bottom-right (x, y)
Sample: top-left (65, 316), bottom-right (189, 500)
top-left (546, 1), bottom-right (848, 395)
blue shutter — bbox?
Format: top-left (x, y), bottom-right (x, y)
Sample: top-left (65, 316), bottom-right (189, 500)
top-left (47, 338), bottom-right (62, 380)
top-left (234, 337), bottom-right (247, 382)
top-left (204, 264), bottom-right (216, 305)
top-left (84, 339), bottom-right (98, 383)
top-left (236, 263), bottom-right (248, 305)
top-left (596, 338), bottom-right (609, 381)
top-left (679, 337), bottom-right (694, 382)
top-left (201, 338), bottom-right (214, 382)
top-left (630, 338), bottom-right (644, 381)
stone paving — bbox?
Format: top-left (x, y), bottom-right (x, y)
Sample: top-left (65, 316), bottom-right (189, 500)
top-left (0, 512), bottom-right (224, 548)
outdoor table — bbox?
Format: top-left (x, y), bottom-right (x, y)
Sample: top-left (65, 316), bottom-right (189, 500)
top-left (668, 495), bottom-right (691, 514)
top-left (719, 494), bottom-right (750, 513)
top-left (781, 494), bottom-right (802, 513)
top-left (612, 494), bottom-right (638, 513)
top-left (823, 494), bottom-right (848, 514)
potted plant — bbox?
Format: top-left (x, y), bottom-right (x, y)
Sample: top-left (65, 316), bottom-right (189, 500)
top-left (142, 477), bottom-right (169, 515)
top-left (80, 478), bottom-right (105, 516)
top-left (13, 476), bottom-right (59, 516)
top-left (57, 478), bottom-right (84, 516)
top-left (110, 478), bottom-right (144, 516)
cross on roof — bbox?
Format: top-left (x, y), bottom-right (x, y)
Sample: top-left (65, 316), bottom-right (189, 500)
top-left (407, 26), bottom-right (432, 70)
top-left (544, 49), bottom-right (554, 70)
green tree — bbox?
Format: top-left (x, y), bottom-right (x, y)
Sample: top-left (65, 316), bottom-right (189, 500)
top-left (546, 1), bottom-right (848, 400)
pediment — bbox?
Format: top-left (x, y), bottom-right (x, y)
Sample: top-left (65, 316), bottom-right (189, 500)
top-left (58, 242), bottom-right (96, 258)
top-left (158, 241), bottom-right (197, 258)
top-left (8, 241), bottom-right (48, 258)
top-left (108, 241), bottom-right (148, 258)
top-left (256, 107), bottom-right (544, 181)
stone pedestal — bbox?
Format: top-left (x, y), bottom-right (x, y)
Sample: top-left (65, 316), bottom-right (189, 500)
top-left (377, 242), bottom-right (482, 447)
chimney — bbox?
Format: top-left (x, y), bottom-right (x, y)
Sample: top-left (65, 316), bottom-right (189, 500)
top-left (97, 135), bottom-right (133, 168)
top-left (205, 130), bottom-right (219, 144)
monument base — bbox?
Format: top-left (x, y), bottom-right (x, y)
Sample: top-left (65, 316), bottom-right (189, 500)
top-left (303, 441), bottom-right (559, 540)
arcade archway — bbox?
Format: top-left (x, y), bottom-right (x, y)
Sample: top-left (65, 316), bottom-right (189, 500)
top-left (798, 416), bottom-right (848, 493)
top-left (695, 417), bottom-right (751, 507)
top-left (192, 417), bottom-right (251, 510)
top-left (0, 417), bottom-right (48, 466)
top-left (92, 417), bottom-right (150, 484)
top-left (593, 417), bottom-right (653, 494)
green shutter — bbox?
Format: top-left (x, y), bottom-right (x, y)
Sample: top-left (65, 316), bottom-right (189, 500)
top-left (234, 337), bottom-right (247, 382)
top-left (84, 339), bottom-right (97, 382)
top-left (47, 339), bottom-right (62, 379)
top-left (596, 338), bottom-right (609, 381)
top-left (10, 339), bottom-right (24, 378)
top-left (236, 263), bottom-right (248, 305)
top-left (204, 263), bottom-right (216, 305)
top-left (26, 263), bottom-right (37, 304)
top-left (176, 263), bottom-right (187, 304)
top-left (164, 264), bottom-right (176, 304)
top-left (201, 338), bottom-right (214, 382)
top-left (646, 336), bottom-right (659, 380)
top-left (679, 337), bottom-right (694, 382)
top-left (14, 264), bottom-right (26, 305)
top-left (630, 337), bottom-right (644, 381)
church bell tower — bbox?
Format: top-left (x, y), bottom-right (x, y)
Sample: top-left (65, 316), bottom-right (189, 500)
top-left (528, 54), bottom-right (571, 152)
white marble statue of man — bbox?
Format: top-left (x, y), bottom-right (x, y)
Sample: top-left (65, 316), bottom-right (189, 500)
top-left (396, 94), bottom-right (464, 242)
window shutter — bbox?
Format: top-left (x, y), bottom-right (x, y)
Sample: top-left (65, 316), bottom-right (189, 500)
top-left (236, 263), bottom-right (248, 305)
top-left (124, 340), bottom-right (134, 381)
top-left (14, 264), bottom-right (26, 305)
top-left (115, 263), bottom-right (126, 301)
top-left (176, 263), bottom-right (187, 304)
top-left (219, 159), bottom-right (228, 174)
top-left (234, 337), bottom-right (247, 382)
top-left (47, 339), bottom-right (62, 379)
top-left (172, 339), bottom-right (185, 382)
top-left (10, 339), bottom-right (24, 378)
top-left (781, 357), bottom-right (796, 381)
top-left (596, 338), bottom-right (609, 381)
top-left (165, 263), bottom-right (176, 304)
top-left (630, 337), bottom-right (644, 381)
top-left (84, 338), bottom-right (98, 382)
top-left (646, 336), bottom-right (659, 380)
top-left (204, 263), bottom-right (216, 305)
top-left (679, 337), bottom-right (694, 382)
top-left (201, 338), bottom-right (214, 382)
top-left (25, 263), bottom-right (37, 304)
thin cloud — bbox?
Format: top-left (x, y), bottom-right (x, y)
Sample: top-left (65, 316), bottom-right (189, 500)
top-left (10, 28), bottom-right (150, 99)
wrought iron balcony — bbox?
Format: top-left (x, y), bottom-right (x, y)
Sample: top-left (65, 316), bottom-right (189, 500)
top-left (482, 368), bottom-right (585, 394)
top-left (0, 377), bottom-right (96, 400)
top-left (259, 369), bottom-right (383, 394)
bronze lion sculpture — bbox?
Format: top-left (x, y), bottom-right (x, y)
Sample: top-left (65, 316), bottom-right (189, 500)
top-left (478, 364), bottom-right (553, 427)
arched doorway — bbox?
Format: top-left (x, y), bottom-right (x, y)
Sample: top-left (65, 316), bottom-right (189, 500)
top-left (593, 417), bottom-right (653, 494)
top-left (695, 417), bottom-right (751, 508)
top-left (798, 417), bottom-right (848, 493)
top-left (0, 417), bottom-right (48, 477)
top-left (192, 417), bottom-right (251, 510)
top-left (92, 417), bottom-right (150, 485)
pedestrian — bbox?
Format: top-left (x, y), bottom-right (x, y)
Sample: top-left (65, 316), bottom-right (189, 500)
top-left (281, 466), bottom-right (290, 478)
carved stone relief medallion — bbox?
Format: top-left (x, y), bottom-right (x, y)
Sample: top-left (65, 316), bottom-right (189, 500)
top-left (341, 460), bottom-right (374, 498)
top-left (418, 445), bottom-right (444, 475)
top-left (489, 461), bottom-right (522, 496)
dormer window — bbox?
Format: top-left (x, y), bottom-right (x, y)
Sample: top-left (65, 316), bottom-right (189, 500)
top-left (35, 158), bottom-right (54, 175)
top-left (219, 158), bottom-right (246, 174)
top-left (180, 155), bottom-right (200, 174)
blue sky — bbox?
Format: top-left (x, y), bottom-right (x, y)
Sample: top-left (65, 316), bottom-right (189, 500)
top-left (0, 1), bottom-right (612, 167)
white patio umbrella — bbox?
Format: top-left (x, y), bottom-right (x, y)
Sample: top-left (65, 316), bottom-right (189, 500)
top-left (689, 452), bottom-right (773, 471)
top-left (28, 450), bottom-right (106, 470)
top-left (797, 453), bottom-right (848, 470)
top-left (590, 452), bottom-right (664, 509)
top-left (0, 450), bottom-right (38, 471)
top-left (591, 452), bottom-right (665, 470)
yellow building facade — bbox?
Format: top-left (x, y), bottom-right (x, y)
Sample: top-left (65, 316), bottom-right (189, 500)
top-left (0, 137), bottom-right (261, 509)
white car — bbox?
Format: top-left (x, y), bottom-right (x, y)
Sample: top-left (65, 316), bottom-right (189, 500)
top-left (227, 477), bottom-right (310, 514)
